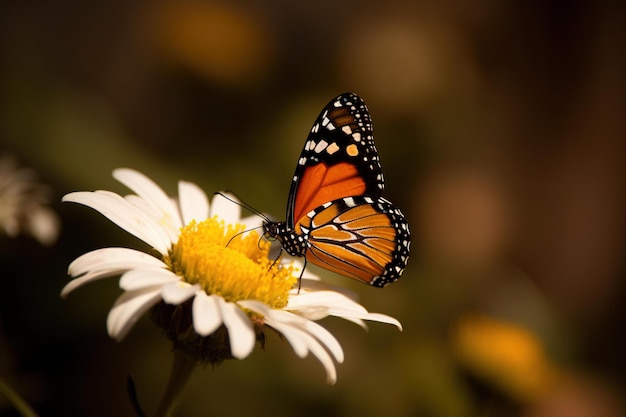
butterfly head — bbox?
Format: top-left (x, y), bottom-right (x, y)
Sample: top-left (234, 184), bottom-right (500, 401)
top-left (263, 220), bottom-right (308, 257)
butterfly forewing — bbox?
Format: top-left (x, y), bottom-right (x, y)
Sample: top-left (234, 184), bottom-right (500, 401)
top-left (302, 196), bottom-right (410, 287)
top-left (286, 93), bottom-right (384, 226)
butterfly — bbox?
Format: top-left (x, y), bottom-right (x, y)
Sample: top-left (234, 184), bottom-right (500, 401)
top-left (263, 93), bottom-right (410, 287)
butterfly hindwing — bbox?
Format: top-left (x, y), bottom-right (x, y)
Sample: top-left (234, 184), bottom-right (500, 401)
top-left (286, 93), bottom-right (384, 226)
top-left (296, 196), bottom-right (410, 287)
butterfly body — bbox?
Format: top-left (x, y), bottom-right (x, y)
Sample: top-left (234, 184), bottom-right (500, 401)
top-left (264, 93), bottom-right (410, 287)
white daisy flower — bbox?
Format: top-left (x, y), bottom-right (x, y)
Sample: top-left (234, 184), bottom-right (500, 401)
top-left (61, 168), bottom-right (401, 384)
top-left (0, 155), bottom-right (60, 245)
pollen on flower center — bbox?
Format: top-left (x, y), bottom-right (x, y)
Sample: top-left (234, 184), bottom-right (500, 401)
top-left (167, 217), bottom-right (297, 309)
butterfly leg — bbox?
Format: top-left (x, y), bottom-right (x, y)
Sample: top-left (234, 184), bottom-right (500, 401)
top-left (297, 258), bottom-right (307, 293)
top-left (269, 247), bottom-right (284, 270)
top-left (268, 247), bottom-right (306, 293)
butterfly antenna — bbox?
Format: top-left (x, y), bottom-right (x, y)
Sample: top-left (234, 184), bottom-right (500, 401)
top-left (214, 191), bottom-right (270, 222)
top-left (226, 225), bottom-right (265, 248)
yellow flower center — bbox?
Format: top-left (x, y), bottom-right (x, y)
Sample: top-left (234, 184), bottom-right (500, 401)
top-left (167, 216), bottom-right (297, 309)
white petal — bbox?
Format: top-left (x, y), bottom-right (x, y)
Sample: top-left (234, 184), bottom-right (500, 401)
top-left (340, 316), bottom-right (369, 329)
top-left (288, 290), bottom-right (402, 330)
top-left (294, 279), bottom-right (357, 296)
top-left (210, 192), bottom-right (242, 225)
top-left (297, 315), bottom-right (344, 363)
top-left (266, 314), bottom-right (338, 384)
top-left (178, 180), bottom-right (210, 225)
top-left (288, 305), bottom-right (329, 321)
top-left (263, 318), bottom-right (309, 358)
top-left (300, 330), bottom-right (338, 384)
top-left (161, 282), bottom-right (199, 304)
top-left (241, 301), bottom-right (342, 384)
top-left (351, 312), bottom-right (402, 331)
top-left (113, 168), bottom-right (183, 231)
top-left (68, 247), bottom-right (165, 277)
top-left (63, 191), bottom-right (171, 254)
top-left (236, 299), bottom-right (270, 314)
top-left (62, 248), bottom-right (166, 297)
top-left (192, 292), bottom-right (222, 336)
top-left (61, 272), bottom-right (120, 298)
top-left (107, 287), bottom-right (162, 341)
top-left (124, 194), bottom-right (179, 243)
top-left (240, 299), bottom-right (343, 362)
top-left (287, 290), bottom-right (366, 314)
top-left (255, 307), bottom-right (315, 353)
top-left (218, 298), bottom-right (255, 359)
top-left (291, 263), bottom-right (324, 282)
top-left (119, 268), bottom-right (180, 291)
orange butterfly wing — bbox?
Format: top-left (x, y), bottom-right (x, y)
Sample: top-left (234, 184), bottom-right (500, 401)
top-left (292, 162), bottom-right (365, 225)
top-left (286, 93), bottom-right (383, 227)
top-left (296, 196), bottom-right (410, 287)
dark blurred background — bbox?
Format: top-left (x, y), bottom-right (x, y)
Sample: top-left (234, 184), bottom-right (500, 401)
top-left (1, 1), bottom-right (625, 416)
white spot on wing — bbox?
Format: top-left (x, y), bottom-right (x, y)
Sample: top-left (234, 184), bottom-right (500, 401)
top-left (327, 142), bottom-right (340, 154)
top-left (314, 140), bottom-right (328, 153)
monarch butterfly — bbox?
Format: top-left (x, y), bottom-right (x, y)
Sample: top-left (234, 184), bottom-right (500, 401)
top-left (263, 93), bottom-right (410, 287)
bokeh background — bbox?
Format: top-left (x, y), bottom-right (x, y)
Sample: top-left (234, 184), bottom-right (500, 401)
top-left (1, 1), bottom-right (625, 416)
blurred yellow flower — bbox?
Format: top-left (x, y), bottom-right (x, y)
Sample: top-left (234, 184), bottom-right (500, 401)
top-left (453, 312), bottom-right (561, 402)
top-left (149, 1), bottom-right (274, 86)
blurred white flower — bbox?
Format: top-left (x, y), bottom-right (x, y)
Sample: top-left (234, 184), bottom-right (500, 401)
top-left (0, 155), bottom-right (60, 245)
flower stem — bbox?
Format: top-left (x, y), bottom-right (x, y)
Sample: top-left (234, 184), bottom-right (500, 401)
top-left (154, 350), bottom-right (197, 417)
top-left (0, 379), bottom-right (40, 417)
